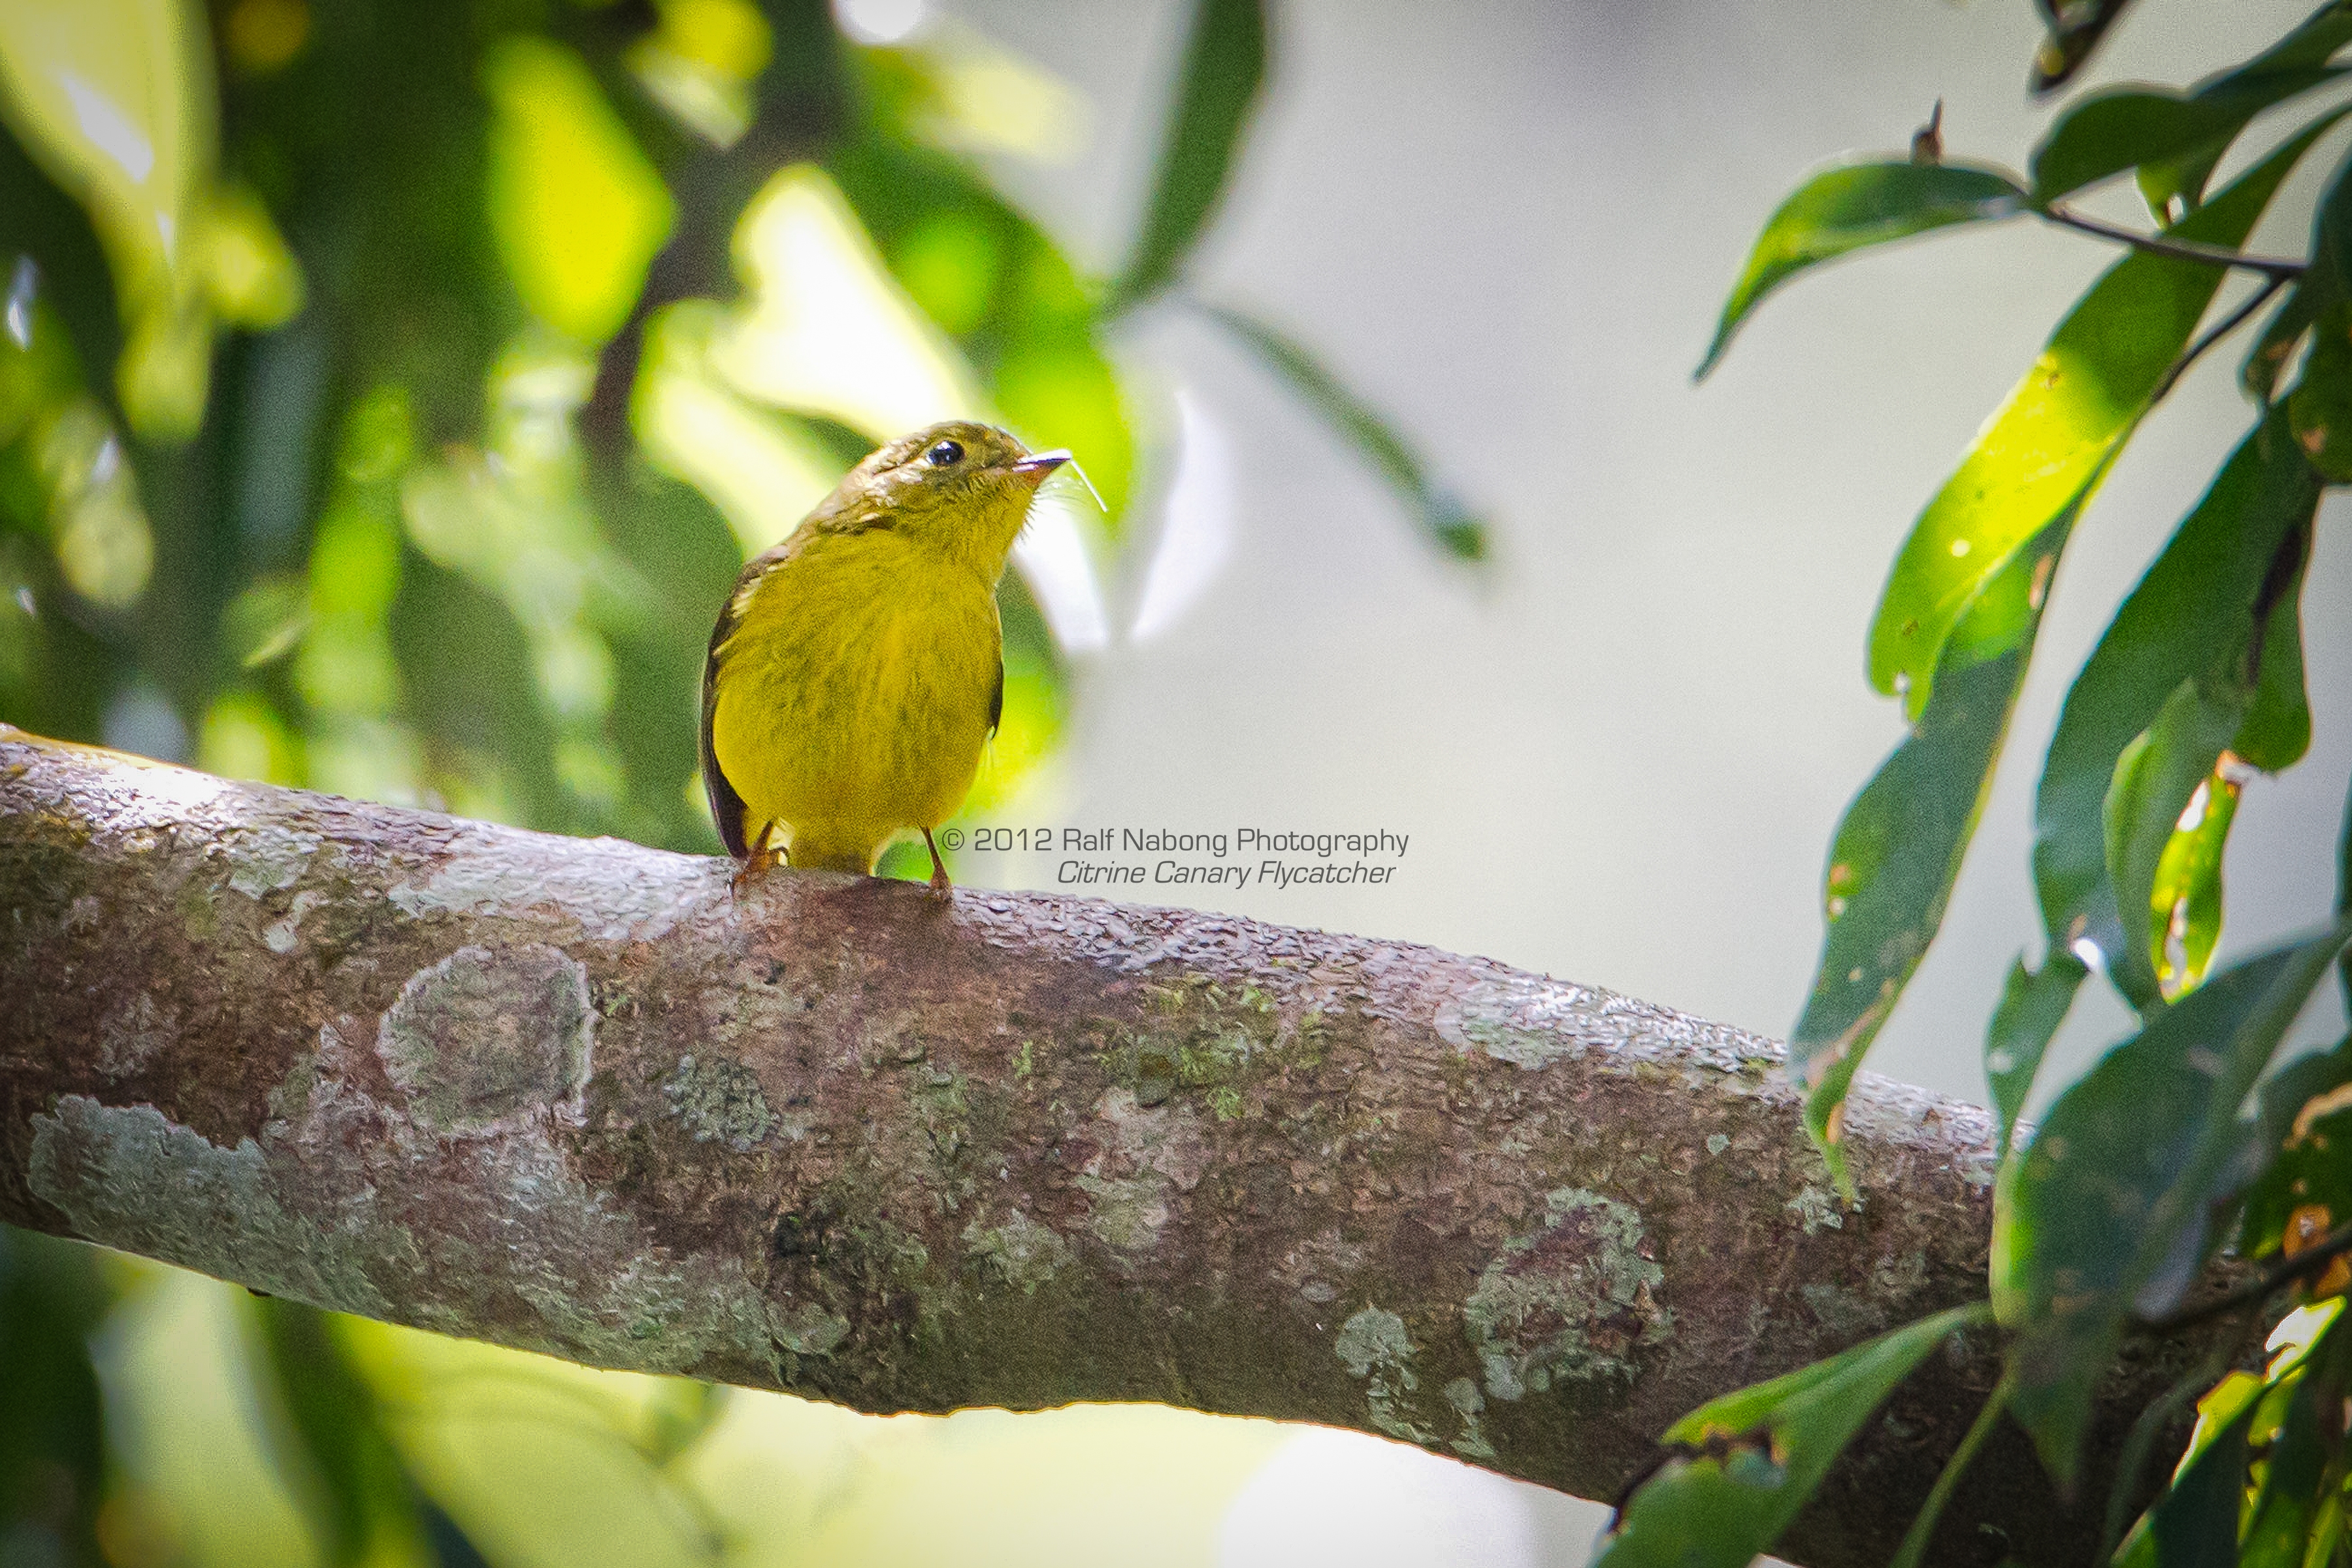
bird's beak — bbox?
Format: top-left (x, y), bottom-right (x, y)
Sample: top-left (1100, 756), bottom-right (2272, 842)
top-left (1009, 449), bottom-right (1071, 485)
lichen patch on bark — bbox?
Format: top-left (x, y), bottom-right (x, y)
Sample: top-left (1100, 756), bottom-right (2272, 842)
top-left (661, 1053), bottom-right (780, 1152)
top-left (29, 1096), bottom-right (406, 1315)
top-left (1463, 1186), bottom-right (1669, 1401)
top-left (1071, 1088), bottom-right (1209, 1254)
top-left (378, 945), bottom-right (593, 1134)
top-left (1335, 1305), bottom-right (1438, 1444)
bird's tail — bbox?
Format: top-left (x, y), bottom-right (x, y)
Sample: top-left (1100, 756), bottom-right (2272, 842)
top-left (784, 827), bottom-right (885, 875)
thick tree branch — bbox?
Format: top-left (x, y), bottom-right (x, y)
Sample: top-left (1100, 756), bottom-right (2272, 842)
top-left (0, 729), bottom-right (2216, 1568)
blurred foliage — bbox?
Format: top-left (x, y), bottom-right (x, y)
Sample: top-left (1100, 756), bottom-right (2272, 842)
top-left (0, 0), bottom-right (1489, 1560)
top-left (1603, 3), bottom-right (2352, 1565)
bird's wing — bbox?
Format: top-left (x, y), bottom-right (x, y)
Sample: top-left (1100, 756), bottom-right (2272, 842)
top-left (987, 657), bottom-right (1004, 738)
top-left (700, 547), bottom-right (787, 860)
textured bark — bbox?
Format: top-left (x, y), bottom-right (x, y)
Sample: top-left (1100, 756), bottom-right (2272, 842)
top-left (0, 728), bottom-right (2211, 1567)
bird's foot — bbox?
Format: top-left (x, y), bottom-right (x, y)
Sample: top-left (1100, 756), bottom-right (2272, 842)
top-left (923, 829), bottom-right (954, 902)
top-left (729, 851), bottom-right (775, 904)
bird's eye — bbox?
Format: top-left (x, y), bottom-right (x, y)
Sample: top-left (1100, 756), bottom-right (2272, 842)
top-left (924, 440), bottom-right (964, 468)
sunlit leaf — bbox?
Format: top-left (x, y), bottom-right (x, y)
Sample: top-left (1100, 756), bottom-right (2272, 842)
top-left (2104, 680), bottom-right (2247, 1003)
top-left (1985, 950), bottom-right (2087, 1154)
top-left (1107, 0), bottom-right (1266, 313)
top-left (1696, 163), bottom-right (2027, 381)
top-left (1868, 124), bottom-right (2328, 719)
top-left (828, 128), bottom-right (1137, 519)
top-left (1994, 924), bottom-right (2352, 1485)
top-left (1792, 522), bottom-right (2061, 1188)
top-left (1595, 1303), bottom-right (1989, 1568)
top-left (2146, 761), bottom-right (2241, 1001)
top-left (1200, 301), bottom-right (1484, 559)
top-left (2033, 413), bottom-right (2319, 1006)
top-left (2238, 1355), bottom-right (2334, 1567)
top-left (2112, 1368), bottom-right (2263, 1568)
top-left (715, 163), bottom-right (983, 444)
top-left (0, 0), bottom-right (216, 436)
top-left (482, 37), bottom-right (675, 346)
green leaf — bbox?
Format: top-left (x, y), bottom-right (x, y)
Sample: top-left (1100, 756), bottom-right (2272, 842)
top-left (2146, 759), bottom-right (2242, 1002)
top-left (1695, 163), bottom-right (2027, 381)
top-left (1868, 121), bottom-right (2331, 720)
top-left (2033, 413), bottom-right (2321, 1007)
top-left (250, 1298), bottom-right (433, 1567)
top-left (2030, 0), bottom-right (2141, 95)
top-left (1200, 301), bottom-right (1486, 559)
top-left (2112, 1369), bottom-right (2264, 1568)
top-left (2104, 680), bottom-right (2248, 1004)
top-left (2290, 301), bottom-right (2352, 480)
top-left (1994, 923), bottom-right (2352, 1486)
top-left (1595, 1303), bottom-right (1989, 1568)
top-left (2236, 520), bottom-right (2314, 771)
top-left (2239, 1356), bottom-right (2335, 1568)
top-left (2254, 138), bottom-right (2352, 404)
top-left (2032, 67), bottom-right (2347, 206)
top-left (2040, 1), bottom-right (2352, 212)
top-left (2239, 1034), bottom-right (2352, 1263)
top-left (1986, 950), bottom-right (2087, 1154)
top-left (1792, 523), bottom-right (2061, 1188)
top-left (2342, 767), bottom-right (2352, 1011)
top-left (1107, 0), bottom-right (1266, 312)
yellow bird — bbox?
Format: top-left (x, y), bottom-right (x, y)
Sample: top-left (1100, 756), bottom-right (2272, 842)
top-left (700, 421), bottom-right (1068, 892)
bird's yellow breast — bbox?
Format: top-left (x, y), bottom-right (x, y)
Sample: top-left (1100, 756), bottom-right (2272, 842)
top-left (708, 528), bottom-right (1001, 872)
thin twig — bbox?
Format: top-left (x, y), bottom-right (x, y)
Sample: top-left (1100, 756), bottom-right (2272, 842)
top-left (2138, 1218), bottom-right (2352, 1335)
top-left (2149, 273), bottom-right (2293, 406)
top-left (2041, 204), bottom-right (2308, 279)
top-left (1889, 1379), bottom-right (2013, 1568)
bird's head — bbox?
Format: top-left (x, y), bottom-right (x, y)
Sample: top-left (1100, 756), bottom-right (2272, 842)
top-left (811, 421), bottom-right (1068, 581)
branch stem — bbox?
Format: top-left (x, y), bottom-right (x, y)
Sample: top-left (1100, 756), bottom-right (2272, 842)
top-left (2149, 273), bottom-right (2292, 406)
top-left (2139, 1218), bottom-right (2352, 1334)
top-left (2040, 204), bottom-right (2308, 280)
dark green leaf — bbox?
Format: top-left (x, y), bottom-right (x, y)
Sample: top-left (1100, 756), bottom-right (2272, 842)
top-left (2032, 413), bottom-right (2320, 1007)
top-left (2148, 3), bottom-right (2352, 215)
top-left (0, 1228), bottom-right (108, 1567)
top-left (1792, 525), bottom-right (2060, 1188)
top-left (2291, 301), bottom-right (2352, 479)
top-left (2342, 766), bottom-right (2352, 1011)
top-left (250, 1298), bottom-right (434, 1568)
top-left (1869, 120), bottom-right (2332, 719)
top-left (2032, 67), bottom-right (2346, 205)
top-left (1595, 1303), bottom-right (1989, 1568)
top-left (2031, 0), bottom-right (2141, 95)
top-left (1201, 301), bottom-right (1486, 559)
top-left (1995, 923), bottom-right (2352, 1485)
top-left (2246, 276), bottom-right (2330, 404)
top-left (2240, 1034), bottom-right (2352, 1262)
top-left (1986, 950), bottom-right (2087, 1154)
top-left (2236, 523), bottom-right (2314, 773)
top-left (1107, 0), bottom-right (1266, 312)
top-left (2112, 1368), bottom-right (2263, 1568)
top-left (1696, 163), bottom-right (2027, 380)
